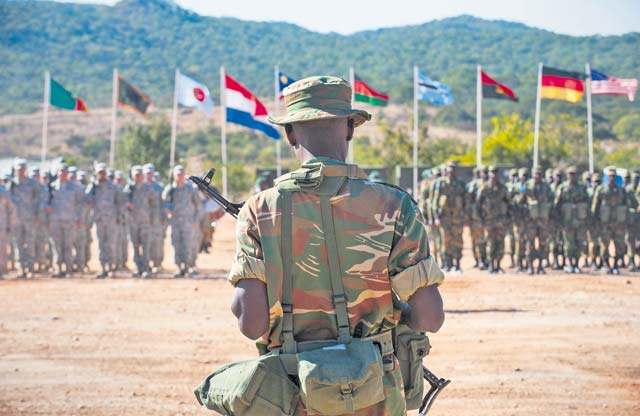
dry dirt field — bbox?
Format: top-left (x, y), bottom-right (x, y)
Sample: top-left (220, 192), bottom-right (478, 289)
top-left (1, 216), bottom-right (639, 416)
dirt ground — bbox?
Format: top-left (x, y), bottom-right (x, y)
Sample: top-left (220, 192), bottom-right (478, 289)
top-left (1, 216), bottom-right (639, 416)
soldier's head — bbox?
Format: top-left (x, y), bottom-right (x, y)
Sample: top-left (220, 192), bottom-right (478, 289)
top-left (114, 170), bottom-right (125, 185)
top-left (446, 161), bottom-right (458, 178)
top-left (532, 167), bottom-right (543, 183)
top-left (545, 168), bottom-right (553, 183)
top-left (107, 168), bottom-right (115, 181)
top-left (131, 165), bottom-right (144, 184)
top-left (95, 163), bottom-right (107, 182)
top-left (509, 168), bottom-right (518, 181)
top-left (29, 166), bottom-right (40, 181)
top-left (605, 166), bottom-right (617, 188)
top-left (472, 167), bottom-right (480, 179)
top-left (57, 163), bottom-right (69, 182)
top-left (174, 165), bottom-right (186, 186)
top-left (143, 163), bottom-right (155, 182)
top-left (591, 172), bottom-right (601, 186)
top-left (269, 76), bottom-right (370, 163)
top-left (582, 171), bottom-right (591, 185)
top-left (489, 166), bottom-right (499, 184)
top-left (518, 167), bottom-right (528, 182)
top-left (633, 171), bottom-right (640, 188)
top-left (68, 166), bottom-right (78, 182)
top-left (566, 166), bottom-right (577, 184)
top-left (481, 166), bottom-right (489, 181)
top-left (622, 169), bottom-right (631, 186)
top-left (553, 168), bottom-right (563, 183)
top-left (14, 158), bottom-right (27, 180)
top-left (433, 167), bottom-right (441, 178)
top-left (77, 171), bottom-right (87, 185)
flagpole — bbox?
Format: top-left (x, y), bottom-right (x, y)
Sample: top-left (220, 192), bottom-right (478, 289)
top-left (274, 65), bottom-right (282, 177)
top-left (413, 65), bottom-right (419, 195)
top-left (220, 66), bottom-right (228, 198)
top-left (476, 64), bottom-right (482, 168)
top-left (169, 68), bottom-right (179, 170)
top-left (41, 70), bottom-right (50, 167)
top-left (109, 68), bottom-right (118, 167)
top-left (348, 66), bottom-right (355, 163)
top-left (585, 62), bottom-right (594, 174)
top-left (533, 62), bottom-right (543, 170)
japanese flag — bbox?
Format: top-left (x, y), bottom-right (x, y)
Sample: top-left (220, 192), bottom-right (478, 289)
top-left (177, 73), bottom-right (214, 115)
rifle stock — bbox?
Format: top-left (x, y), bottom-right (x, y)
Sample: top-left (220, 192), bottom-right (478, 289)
top-left (189, 168), bottom-right (244, 219)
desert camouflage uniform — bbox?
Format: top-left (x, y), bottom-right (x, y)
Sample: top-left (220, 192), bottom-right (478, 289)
top-left (113, 180), bottom-right (128, 270)
top-left (592, 181), bottom-right (629, 273)
top-left (555, 178), bottom-right (590, 270)
top-left (73, 183), bottom-right (91, 272)
top-left (229, 157), bottom-right (444, 415)
top-left (433, 171), bottom-right (466, 270)
top-left (164, 182), bottom-right (201, 272)
top-left (0, 187), bottom-right (17, 276)
top-left (149, 180), bottom-right (166, 269)
top-left (34, 179), bottom-right (51, 271)
top-left (87, 179), bottom-right (120, 270)
top-left (125, 181), bottom-right (157, 275)
top-left (9, 176), bottom-right (42, 272)
top-left (48, 179), bottom-right (83, 273)
top-left (477, 176), bottom-right (510, 271)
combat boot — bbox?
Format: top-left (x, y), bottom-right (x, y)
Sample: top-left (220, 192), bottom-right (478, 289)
top-left (603, 257), bottom-right (613, 275)
top-left (537, 259), bottom-right (546, 275)
top-left (582, 257), bottom-right (590, 269)
top-left (551, 255), bottom-right (560, 270)
top-left (612, 257), bottom-right (621, 275)
top-left (495, 260), bottom-right (504, 274)
top-left (53, 266), bottom-right (65, 278)
top-left (509, 255), bottom-right (515, 269)
top-left (452, 258), bottom-right (461, 273)
top-left (472, 256), bottom-right (479, 268)
top-left (629, 257), bottom-right (638, 272)
top-left (526, 260), bottom-right (534, 275)
top-left (97, 265), bottom-right (107, 279)
top-left (572, 258), bottom-right (582, 274)
top-left (488, 259), bottom-right (495, 274)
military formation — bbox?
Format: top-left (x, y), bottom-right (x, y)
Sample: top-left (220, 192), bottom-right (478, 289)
top-left (1, 159), bottom-right (223, 279)
top-left (419, 162), bottom-right (640, 275)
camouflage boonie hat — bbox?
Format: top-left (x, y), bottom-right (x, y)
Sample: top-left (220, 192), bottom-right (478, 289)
top-left (532, 167), bottom-right (543, 175)
top-left (94, 162), bottom-right (107, 173)
top-left (268, 76), bottom-right (371, 127)
top-left (592, 172), bottom-right (601, 180)
top-left (509, 168), bottom-right (517, 176)
top-left (622, 169), bottom-right (630, 178)
top-left (566, 166), bottom-right (577, 174)
top-left (605, 166), bottom-right (616, 175)
top-left (582, 171), bottom-right (591, 180)
top-left (545, 168), bottom-right (553, 177)
top-left (488, 165), bottom-right (498, 172)
top-left (553, 168), bottom-right (563, 176)
top-left (518, 167), bottom-right (528, 176)
top-left (432, 167), bottom-right (441, 175)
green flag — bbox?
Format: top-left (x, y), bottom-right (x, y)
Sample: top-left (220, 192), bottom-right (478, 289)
top-left (117, 76), bottom-right (152, 115)
top-left (49, 77), bottom-right (88, 111)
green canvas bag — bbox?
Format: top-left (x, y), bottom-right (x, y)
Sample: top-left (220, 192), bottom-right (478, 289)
top-left (393, 324), bottom-right (430, 410)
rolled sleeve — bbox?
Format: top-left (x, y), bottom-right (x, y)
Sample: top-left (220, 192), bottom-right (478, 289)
top-left (227, 201), bottom-right (265, 286)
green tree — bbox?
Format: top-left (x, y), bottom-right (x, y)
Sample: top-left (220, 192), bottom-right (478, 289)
top-left (118, 115), bottom-right (171, 177)
top-left (475, 113), bottom-right (534, 167)
top-left (612, 113), bottom-right (640, 141)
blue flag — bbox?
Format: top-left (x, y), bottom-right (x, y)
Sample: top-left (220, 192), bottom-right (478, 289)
top-left (278, 72), bottom-right (296, 99)
top-left (417, 71), bottom-right (454, 105)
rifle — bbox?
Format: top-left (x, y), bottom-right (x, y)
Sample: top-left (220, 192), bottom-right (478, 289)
top-left (189, 168), bottom-right (244, 219)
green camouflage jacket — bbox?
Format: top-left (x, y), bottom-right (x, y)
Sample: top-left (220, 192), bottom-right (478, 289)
top-left (433, 176), bottom-right (466, 224)
top-left (228, 157), bottom-right (444, 353)
top-left (477, 181), bottom-right (510, 224)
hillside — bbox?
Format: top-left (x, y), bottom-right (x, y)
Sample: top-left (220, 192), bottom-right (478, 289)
top-left (1, 0), bottom-right (638, 126)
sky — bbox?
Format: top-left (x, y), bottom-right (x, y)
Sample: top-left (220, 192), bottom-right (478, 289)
top-left (58, 0), bottom-right (640, 36)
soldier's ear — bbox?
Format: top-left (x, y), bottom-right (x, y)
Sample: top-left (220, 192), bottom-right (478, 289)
top-left (284, 124), bottom-right (296, 148)
top-left (346, 118), bottom-right (354, 142)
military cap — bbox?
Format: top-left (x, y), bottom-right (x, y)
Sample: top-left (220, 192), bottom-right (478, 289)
top-left (131, 165), bottom-right (143, 174)
top-left (545, 168), bottom-right (553, 177)
top-left (2, 171), bottom-right (12, 180)
top-left (592, 172), bottom-right (601, 180)
top-left (143, 163), bottom-right (155, 173)
top-left (481, 166), bottom-right (489, 173)
top-left (509, 168), bottom-right (517, 176)
top-left (421, 169), bottom-right (431, 179)
top-left (622, 169), bottom-right (631, 178)
top-left (94, 162), bottom-right (107, 173)
top-left (553, 168), bottom-right (563, 176)
top-left (29, 166), bottom-right (40, 175)
top-left (518, 167), bottom-right (528, 176)
top-left (582, 171), bottom-right (591, 181)
top-left (106, 168), bottom-right (115, 178)
top-left (472, 167), bottom-right (480, 174)
top-left (58, 163), bottom-right (69, 171)
top-left (488, 165), bottom-right (498, 172)
top-left (77, 170), bottom-right (87, 179)
top-left (114, 170), bottom-right (124, 179)
top-left (566, 166), bottom-right (577, 174)
top-left (173, 165), bottom-right (185, 174)
top-left (605, 165), bottom-right (617, 175)
top-left (432, 167), bottom-right (441, 175)
top-left (268, 76), bottom-right (371, 127)
top-left (68, 166), bottom-right (77, 173)
top-left (14, 158), bottom-right (27, 169)
top-left (446, 160), bottom-right (459, 168)
top-left (532, 167), bottom-right (543, 175)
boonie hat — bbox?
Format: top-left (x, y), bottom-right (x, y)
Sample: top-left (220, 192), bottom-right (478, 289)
top-left (94, 163), bottom-right (107, 173)
top-left (173, 165), bottom-right (185, 174)
top-left (268, 76), bottom-right (371, 127)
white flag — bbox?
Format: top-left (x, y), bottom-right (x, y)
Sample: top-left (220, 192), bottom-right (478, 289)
top-left (177, 73), bottom-right (214, 115)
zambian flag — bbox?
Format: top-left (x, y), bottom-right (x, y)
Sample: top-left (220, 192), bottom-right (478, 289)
top-left (117, 75), bottom-right (152, 115)
top-left (541, 66), bottom-right (586, 103)
top-left (353, 74), bottom-right (389, 106)
top-left (50, 77), bottom-right (88, 112)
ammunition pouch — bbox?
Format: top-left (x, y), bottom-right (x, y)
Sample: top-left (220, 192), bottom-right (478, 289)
top-left (600, 205), bottom-right (611, 223)
top-left (194, 353), bottom-right (300, 416)
top-left (394, 324), bottom-right (430, 410)
top-left (528, 200), bottom-right (550, 221)
top-left (577, 203), bottom-right (589, 220)
top-left (454, 196), bottom-right (463, 211)
top-left (614, 205), bottom-right (627, 224)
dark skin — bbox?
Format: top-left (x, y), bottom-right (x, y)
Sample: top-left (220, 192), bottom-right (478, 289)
top-left (231, 117), bottom-right (445, 339)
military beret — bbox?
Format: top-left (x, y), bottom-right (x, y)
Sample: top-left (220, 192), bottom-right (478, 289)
top-left (566, 166), bottom-right (577, 174)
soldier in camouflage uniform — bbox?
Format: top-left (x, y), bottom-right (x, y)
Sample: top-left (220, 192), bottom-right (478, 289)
top-left (513, 168), bottom-right (530, 272)
top-left (581, 171), bottom-right (594, 268)
top-left (228, 76), bottom-right (445, 415)
top-left (505, 168), bottom-right (519, 268)
top-left (426, 168), bottom-right (443, 265)
top-left (87, 163), bottom-right (121, 278)
top-left (433, 161), bottom-right (466, 272)
top-left (29, 167), bottom-right (50, 273)
top-left (72, 170), bottom-right (91, 273)
top-left (10, 159), bottom-right (43, 278)
top-left (589, 172), bottom-right (604, 270)
top-left (624, 171), bottom-right (639, 272)
top-left (113, 171), bottom-right (129, 271)
top-left (125, 165), bottom-right (157, 278)
top-left (144, 164), bottom-right (166, 272)
top-left (477, 166), bottom-right (510, 273)
top-left (0, 183), bottom-right (17, 278)
top-left (592, 166), bottom-right (629, 274)
top-left (548, 169), bottom-right (565, 270)
top-left (554, 166), bottom-right (590, 273)
top-left (164, 165), bottom-right (201, 277)
top-left (465, 167), bottom-right (485, 268)
top-left (518, 167), bottom-right (554, 275)
top-left (47, 164), bottom-right (83, 277)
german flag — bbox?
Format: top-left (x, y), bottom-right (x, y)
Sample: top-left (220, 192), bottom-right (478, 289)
top-left (541, 66), bottom-right (586, 103)
top-left (481, 71), bottom-right (518, 101)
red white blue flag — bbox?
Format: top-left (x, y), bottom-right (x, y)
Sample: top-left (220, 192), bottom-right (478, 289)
top-left (225, 74), bottom-right (280, 139)
top-left (591, 69), bottom-right (637, 102)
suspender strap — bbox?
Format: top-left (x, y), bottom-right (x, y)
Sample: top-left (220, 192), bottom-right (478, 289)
top-left (320, 195), bottom-right (352, 344)
top-left (280, 191), bottom-right (297, 354)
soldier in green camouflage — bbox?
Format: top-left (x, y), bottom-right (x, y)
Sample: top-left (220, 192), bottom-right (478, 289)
top-left (433, 160), bottom-right (466, 272)
top-left (518, 167), bottom-right (554, 275)
top-left (505, 168), bottom-right (519, 268)
top-left (466, 167), bottom-right (486, 269)
top-left (549, 168), bottom-right (565, 270)
top-left (589, 172), bottom-right (604, 270)
top-left (513, 167), bottom-right (530, 272)
top-left (477, 166), bottom-right (510, 273)
top-left (592, 166), bottom-right (629, 274)
top-left (554, 166), bottom-right (590, 273)
top-left (427, 167), bottom-right (443, 266)
top-left (624, 170), bottom-right (639, 271)
top-left (228, 76), bottom-right (445, 415)
top-left (581, 171), bottom-right (594, 268)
